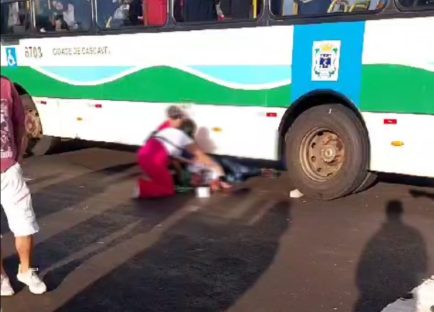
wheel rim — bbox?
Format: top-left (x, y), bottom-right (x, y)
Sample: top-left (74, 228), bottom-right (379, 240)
top-left (300, 128), bottom-right (345, 182)
top-left (25, 109), bottom-right (43, 139)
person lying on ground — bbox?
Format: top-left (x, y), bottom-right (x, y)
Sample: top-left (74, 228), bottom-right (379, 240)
top-left (176, 119), bottom-right (278, 190)
top-left (135, 119), bottom-right (230, 199)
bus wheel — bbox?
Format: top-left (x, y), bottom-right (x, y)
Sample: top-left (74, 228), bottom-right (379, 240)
top-left (285, 104), bottom-right (370, 200)
top-left (21, 94), bottom-right (59, 156)
top-left (353, 171), bottom-right (378, 194)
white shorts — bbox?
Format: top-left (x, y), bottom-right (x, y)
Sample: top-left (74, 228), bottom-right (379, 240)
top-left (1, 163), bottom-right (39, 237)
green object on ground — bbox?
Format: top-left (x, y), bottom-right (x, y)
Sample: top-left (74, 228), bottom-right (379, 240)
top-left (175, 186), bottom-right (194, 193)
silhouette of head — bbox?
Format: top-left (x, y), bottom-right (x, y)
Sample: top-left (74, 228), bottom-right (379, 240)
top-left (386, 200), bottom-right (404, 222)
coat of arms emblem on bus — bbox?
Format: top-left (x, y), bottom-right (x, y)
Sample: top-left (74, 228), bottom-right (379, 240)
top-left (311, 41), bottom-right (341, 82)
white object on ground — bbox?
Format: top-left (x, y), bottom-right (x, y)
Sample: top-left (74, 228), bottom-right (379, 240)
top-left (381, 276), bottom-right (434, 312)
top-left (289, 189), bottom-right (304, 198)
top-left (132, 184), bottom-right (140, 199)
top-left (196, 186), bottom-right (211, 198)
top-left (1, 274), bottom-right (15, 296)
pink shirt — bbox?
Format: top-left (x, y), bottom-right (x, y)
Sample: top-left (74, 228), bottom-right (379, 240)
top-left (1, 77), bottom-right (25, 173)
top-left (157, 120), bottom-right (171, 131)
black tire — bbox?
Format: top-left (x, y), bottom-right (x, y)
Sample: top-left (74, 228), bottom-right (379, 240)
top-left (353, 171), bottom-right (378, 194)
top-left (285, 104), bottom-right (370, 200)
top-left (20, 94), bottom-right (59, 156)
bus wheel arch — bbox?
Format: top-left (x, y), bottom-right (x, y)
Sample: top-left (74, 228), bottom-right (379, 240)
top-left (279, 91), bottom-right (377, 200)
top-left (14, 84), bottom-right (59, 156)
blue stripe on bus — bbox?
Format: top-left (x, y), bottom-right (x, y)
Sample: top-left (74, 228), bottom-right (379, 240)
top-left (39, 65), bottom-right (292, 86)
top-left (39, 66), bottom-right (135, 83)
top-left (292, 21), bottom-right (366, 106)
top-left (190, 65), bottom-right (292, 85)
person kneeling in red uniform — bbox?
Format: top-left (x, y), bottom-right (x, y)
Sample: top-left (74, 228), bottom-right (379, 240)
top-left (136, 118), bottom-right (227, 199)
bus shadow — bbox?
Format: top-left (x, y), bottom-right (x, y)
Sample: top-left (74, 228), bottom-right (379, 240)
top-left (45, 140), bottom-right (139, 156)
top-left (379, 173), bottom-right (434, 188)
top-left (409, 189), bottom-right (434, 201)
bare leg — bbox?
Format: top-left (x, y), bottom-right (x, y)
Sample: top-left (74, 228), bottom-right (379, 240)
top-left (15, 235), bottom-right (46, 294)
top-left (0, 260), bottom-right (5, 275)
top-left (15, 236), bottom-right (33, 273)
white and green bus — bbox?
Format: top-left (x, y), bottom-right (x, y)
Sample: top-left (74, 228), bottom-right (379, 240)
top-left (1, 0), bottom-right (433, 199)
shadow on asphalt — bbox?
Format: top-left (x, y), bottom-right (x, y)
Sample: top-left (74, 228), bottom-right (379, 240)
top-left (3, 193), bottom-right (190, 295)
top-left (46, 140), bottom-right (138, 155)
top-left (409, 189), bottom-right (434, 201)
top-left (33, 163), bottom-right (138, 219)
top-left (2, 161), bottom-right (186, 293)
top-left (41, 195), bottom-right (190, 292)
top-left (379, 173), bottom-right (434, 188)
top-left (354, 200), bottom-right (428, 312)
top-left (53, 200), bottom-right (291, 312)
top-left (0, 163), bottom-right (137, 236)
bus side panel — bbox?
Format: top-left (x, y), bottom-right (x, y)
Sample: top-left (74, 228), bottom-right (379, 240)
top-left (362, 112), bottom-right (434, 178)
top-left (1, 27), bottom-right (295, 160)
top-left (291, 21), bottom-right (366, 106)
top-left (361, 17), bottom-right (434, 178)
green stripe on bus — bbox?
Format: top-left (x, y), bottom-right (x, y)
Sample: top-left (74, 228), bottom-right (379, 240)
top-left (1, 66), bottom-right (292, 108)
top-left (361, 64), bottom-right (434, 115)
top-left (3, 64), bottom-right (432, 114)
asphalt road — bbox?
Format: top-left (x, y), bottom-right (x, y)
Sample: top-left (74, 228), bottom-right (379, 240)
top-left (1, 144), bottom-right (433, 312)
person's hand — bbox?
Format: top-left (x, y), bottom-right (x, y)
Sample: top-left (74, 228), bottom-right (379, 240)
top-left (210, 180), bottom-right (221, 192)
top-left (210, 179), bottom-right (232, 192)
top-left (219, 180), bottom-right (232, 190)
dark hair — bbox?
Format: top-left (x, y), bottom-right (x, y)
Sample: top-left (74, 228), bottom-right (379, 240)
top-left (167, 106), bottom-right (185, 120)
top-left (180, 119), bottom-right (196, 138)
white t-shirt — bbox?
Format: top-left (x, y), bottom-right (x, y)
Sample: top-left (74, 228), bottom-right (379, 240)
top-left (154, 128), bottom-right (193, 157)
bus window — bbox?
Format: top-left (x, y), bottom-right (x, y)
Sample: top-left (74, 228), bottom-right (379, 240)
top-left (35, 0), bottom-right (92, 32)
top-left (96, 0), bottom-right (168, 29)
top-left (0, 1), bottom-right (30, 35)
top-left (175, 0), bottom-right (218, 22)
top-left (397, 0), bottom-right (434, 9)
top-left (175, 0), bottom-right (261, 22)
top-left (271, 0), bottom-right (385, 16)
top-left (270, 0), bottom-right (295, 16)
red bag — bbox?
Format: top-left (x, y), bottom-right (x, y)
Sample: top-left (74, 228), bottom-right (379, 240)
top-left (144, 0), bottom-right (168, 26)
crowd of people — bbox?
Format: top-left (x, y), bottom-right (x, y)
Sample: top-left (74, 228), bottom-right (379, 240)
top-left (1, 0), bottom-right (391, 34)
top-left (31, 0), bottom-right (257, 32)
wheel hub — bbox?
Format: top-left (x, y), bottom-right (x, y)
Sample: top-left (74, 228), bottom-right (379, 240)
top-left (321, 146), bottom-right (337, 162)
top-left (300, 129), bottom-right (346, 182)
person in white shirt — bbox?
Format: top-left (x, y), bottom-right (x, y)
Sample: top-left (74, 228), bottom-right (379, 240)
top-left (52, 0), bottom-right (76, 29)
